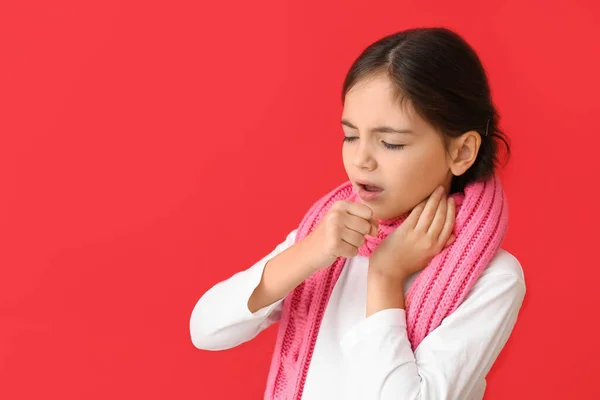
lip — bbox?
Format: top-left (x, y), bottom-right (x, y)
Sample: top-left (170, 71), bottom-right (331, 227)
top-left (354, 180), bottom-right (384, 201)
top-left (357, 186), bottom-right (383, 201)
top-left (355, 179), bottom-right (383, 190)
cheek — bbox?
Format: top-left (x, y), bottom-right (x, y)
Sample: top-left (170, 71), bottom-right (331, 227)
top-left (341, 147), bottom-right (352, 172)
top-left (408, 144), bottom-right (448, 180)
top-left (384, 148), bottom-right (448, 205)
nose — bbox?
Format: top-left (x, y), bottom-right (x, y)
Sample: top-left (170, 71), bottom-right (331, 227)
top-left (351, 140), bottom-right (377, 171)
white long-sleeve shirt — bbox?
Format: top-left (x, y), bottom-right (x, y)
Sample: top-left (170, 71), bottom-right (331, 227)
top-left (190, 229), bottom-right (526, 399)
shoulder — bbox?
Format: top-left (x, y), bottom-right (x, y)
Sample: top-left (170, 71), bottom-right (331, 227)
top-left (286, 228), bottom-right (298, 244)
top-left (484, 249), bottom-right (525, 281)
top-left (475, 248), bottom-right (526, 295)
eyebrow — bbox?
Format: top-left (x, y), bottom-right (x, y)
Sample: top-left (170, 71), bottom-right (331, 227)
top-left (341, 119), bottom-right (415, 134)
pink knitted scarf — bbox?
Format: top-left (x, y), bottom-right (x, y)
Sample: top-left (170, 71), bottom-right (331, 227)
top-left (264, 174), bottom-right (508, 399)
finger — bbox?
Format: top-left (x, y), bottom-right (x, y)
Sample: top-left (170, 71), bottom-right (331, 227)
top-left (368, 218), bottom-right (379, 236)
top-left (444, 234), bottom-right (456, 248)
top-left (415, 186), bottom-right (445, 232)
top-left (344, 214), bottom-right (373, 236)
top-left (341, 228), bottom-right (366, 248)
top-left (342, 201), bottom-right (374, 221)
top-left (339, 240), bottom-right (359, 258)
top-left (438, 197), bottom-right (456, 246)
top-left (427, 194), bottom-right (447, 238)
top-left (404, 201), bottom-right (426, 229)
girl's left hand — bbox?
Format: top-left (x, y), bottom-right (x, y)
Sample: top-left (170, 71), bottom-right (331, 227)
top-left (369, 185), bottom-right (456, 282)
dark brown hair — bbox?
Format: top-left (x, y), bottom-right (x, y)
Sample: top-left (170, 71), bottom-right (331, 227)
top-left (342, 27), bottom-right (510, 193)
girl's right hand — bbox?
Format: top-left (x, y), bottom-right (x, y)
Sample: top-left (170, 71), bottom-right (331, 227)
top-left (304, 201), bottom-right (379, 271)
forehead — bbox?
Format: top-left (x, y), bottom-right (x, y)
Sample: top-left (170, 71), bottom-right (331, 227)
top-left (342, 74), bottom-right (417, 126)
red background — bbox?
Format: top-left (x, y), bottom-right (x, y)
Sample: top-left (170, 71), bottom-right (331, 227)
top-left (2, 0), bottom-right (599, 399)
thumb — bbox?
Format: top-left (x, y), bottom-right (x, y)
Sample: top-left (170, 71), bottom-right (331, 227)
top-left (369, 218), bottom-right (379, 237)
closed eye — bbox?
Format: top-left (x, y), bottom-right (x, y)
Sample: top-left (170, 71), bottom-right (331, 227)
top-left (382, 142), bottom-right (405, 150)
top-left (343, 136), bottom-right (405, 150)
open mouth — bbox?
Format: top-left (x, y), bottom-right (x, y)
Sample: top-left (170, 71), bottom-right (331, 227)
top-left (357, 183), bottom-right (383, 192)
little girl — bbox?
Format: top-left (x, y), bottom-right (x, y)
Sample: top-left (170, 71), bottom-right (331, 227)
top-left (190, 27), bottom-right (526, 400)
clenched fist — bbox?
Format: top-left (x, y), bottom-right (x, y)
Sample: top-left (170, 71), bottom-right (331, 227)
top-left (304, 201), bottom-right (379, 271)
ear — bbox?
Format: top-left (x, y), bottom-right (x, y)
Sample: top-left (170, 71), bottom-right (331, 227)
top-left (448, 130), bottom-right (481, 177)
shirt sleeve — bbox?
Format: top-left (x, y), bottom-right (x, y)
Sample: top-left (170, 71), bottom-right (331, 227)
top-left (339, 252), bottom-right (526, 400)
top-left (189, 229), bottom-right (297, 351)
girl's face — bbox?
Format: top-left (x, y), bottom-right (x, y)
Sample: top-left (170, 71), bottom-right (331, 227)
top-left (341, 73), bottom-right (454, 220)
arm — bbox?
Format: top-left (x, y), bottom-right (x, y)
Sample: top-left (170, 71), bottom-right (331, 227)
top-left (189, 229), bottom-right (297, 350)
top-left (189, 229), bottom-right (327, 351)
top-left (248, 231), bottom-right (331, 312)
top-left (340, 252), bottom-right (526, 399)
top-left (190, 198), bottom-right (378, 351)
top-left (366, 270), bottom-right (407, 315)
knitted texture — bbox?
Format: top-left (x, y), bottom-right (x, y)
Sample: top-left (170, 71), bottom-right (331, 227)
top-left (264, 174), bottom-right (508, 399)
